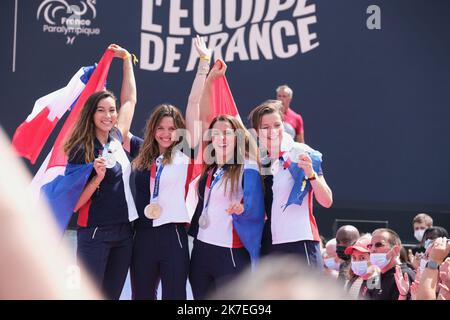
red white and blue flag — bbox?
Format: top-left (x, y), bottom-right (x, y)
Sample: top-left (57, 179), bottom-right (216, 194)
top-left (187, 61), bottom-right (265, 265)
top-left (13, 50), bottom-right (115, 231)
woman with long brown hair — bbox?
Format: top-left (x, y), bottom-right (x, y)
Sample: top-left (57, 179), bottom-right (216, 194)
top-left (188, 62), bottom-right (265, 300)
top-left (127, 36), bottom-right (210, 300)
top-left (64, 44), bottom-right (138, 299)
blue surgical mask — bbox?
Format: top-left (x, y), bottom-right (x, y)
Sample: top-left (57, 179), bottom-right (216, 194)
top-left (324, 258), bottom-right (339, 271)
top-left (370, 253), bottom-right (390, 269)
top-left (424, 239), bottom-right (432, 250)
top-left (351, 260), bottom-right (369, 276)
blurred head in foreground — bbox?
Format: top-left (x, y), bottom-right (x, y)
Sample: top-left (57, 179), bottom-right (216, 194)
top-left (209, 255), bottom-right (351, 300)
top-left (0, 128), bottom-right (101, 299)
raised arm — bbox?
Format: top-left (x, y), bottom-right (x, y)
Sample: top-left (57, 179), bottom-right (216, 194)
top-left (199, 59), bottom-right (227, 134)
top-left (417, 237), bottom-right (450, 300)
top-left (108, 44), bottom-right (137, 152)
top-left (185, 36), bottom-right (211, 148)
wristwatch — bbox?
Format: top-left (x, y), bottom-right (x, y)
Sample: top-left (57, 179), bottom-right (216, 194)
top-left (306, 172), bottom-right (317, 181)
top-left (425, 260), bottom-right (440, 270)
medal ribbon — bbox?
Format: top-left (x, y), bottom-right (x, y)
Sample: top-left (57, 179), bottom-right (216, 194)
top-left (203, 166), bottom-right (226, 215)
top-left (149, 155), bottom-right (164, 204)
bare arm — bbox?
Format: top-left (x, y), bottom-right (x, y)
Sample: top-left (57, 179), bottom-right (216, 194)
top-left (199, 60), bottom-right (228, 134)
top-left (417, 237), bottom-right (450, 300)
top-left (186, 36), bottom-right (211, 148)
top-left (297, 153), bottom-right (333, 208)
top-left (310, 174), bottom-right (333, 208)
top-left (108, 44), bottom-right (137, 150)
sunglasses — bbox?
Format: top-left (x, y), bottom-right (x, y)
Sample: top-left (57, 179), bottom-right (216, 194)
top-left (367, 242), bottom-right (388, 249)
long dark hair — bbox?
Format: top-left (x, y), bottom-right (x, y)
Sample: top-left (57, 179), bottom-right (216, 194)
top-left (64, 90), bottom-right (116, 163)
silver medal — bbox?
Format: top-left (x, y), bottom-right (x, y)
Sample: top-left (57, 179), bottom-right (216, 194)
top-left (103, 150), bottom-right (117, 169)
top-left (288, 146), bottom-right (307, 163)
top-left (198, 213), bottom-right (210, 229)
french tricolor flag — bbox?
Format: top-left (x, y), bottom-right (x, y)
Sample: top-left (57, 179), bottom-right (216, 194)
top-left (12, 67), bottom-right (91, 164)
top-left (15, 49), bottom-right (115, 231)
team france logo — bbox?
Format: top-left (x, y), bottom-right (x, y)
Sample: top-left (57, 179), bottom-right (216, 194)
top-left (37, 0), bottom-right (101, 45)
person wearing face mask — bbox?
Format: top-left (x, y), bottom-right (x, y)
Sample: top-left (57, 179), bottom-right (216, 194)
top-left (323, 238), bottom-right (341, 278)
top-left (408, 213), bottom-right (433, 268)
top-left (418, 227), bottom-right (449, 273)
top-left (413, 213), bottom-right (433, 244)
top-left (344, 235), bottom-right (380, 299)
top-left (335, 225), bottom-right (360, 285)
top-left (366, 228), bottom-right (415, 300)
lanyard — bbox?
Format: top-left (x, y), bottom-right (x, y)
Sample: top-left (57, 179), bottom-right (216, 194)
top-left (203, 166), bottom-right (226, 213)
top-left (278, 151), bottom-right (291, 170)
top-left (149, 155), bottom-right (164, 204)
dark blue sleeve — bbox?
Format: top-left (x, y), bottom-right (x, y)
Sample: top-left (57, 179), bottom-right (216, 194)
top-left (68, 146), bottom-right (86, 165)
top-left (130, 135), bottom-right (144, 159)
top-left (110, 127), bottom-right (123, 143)
top-left (67, 146), bottom-right (96, 181)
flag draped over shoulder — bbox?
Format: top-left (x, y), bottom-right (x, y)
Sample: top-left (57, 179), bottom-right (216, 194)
top-left (41, 163), bottom-right (94, 230)
top-left (16, 49), bottom-right (115, 231)
top-left (232, 161), bottom-right (265, 266)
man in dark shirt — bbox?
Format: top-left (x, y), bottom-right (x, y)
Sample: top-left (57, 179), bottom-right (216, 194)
top-left (365, 228), bottom-right (415, 300)
top-left (335, 225), bottom-right (360, 284)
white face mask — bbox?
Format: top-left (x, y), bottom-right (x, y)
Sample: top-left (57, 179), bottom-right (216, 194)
top-left (414, 229), bottom-right (426, 242)
top-left (370, 252), bottom-right (390, 269)
top-left (420, 258), bottom-right (428, 270)
top-left (424, 239), bottom-right (432, 250)
top-left (324, 257), bottom-right (339, 271)
top-left (351, 260), bottom-right (369, 276)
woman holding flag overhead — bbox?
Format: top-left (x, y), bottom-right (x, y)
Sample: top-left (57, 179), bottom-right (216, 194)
top-left (249, 99), bottom-right (333, 269)
top-left (188, 61), bottom-right (265, 300)
top-left (63, 44), bottom-right (138, 299)
top-left (126, 36), bottom-right (210, 300)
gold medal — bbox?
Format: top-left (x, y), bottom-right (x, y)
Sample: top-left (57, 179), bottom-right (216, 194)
top-left (144, 203), bottom-right (162, 219)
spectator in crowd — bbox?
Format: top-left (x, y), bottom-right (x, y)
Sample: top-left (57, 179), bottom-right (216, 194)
top-left (417, 237), bottom-right (450, 300)
top-left (323, 238), bottom-right (341, 278)
top-left (416, 227), bottom-right (449, 272)
top-left (275, 84), bottom-right (304, 143)
top-left (335, 225), bottom-right (360, 285)
top-left (365, 228), bottom-right (415, 300)
top-left (408, 213), bottom-right (433, 266)
top-left (344, 234), bottom-right (379, 299)
top-left (412, 213), bottom-right (433, 244)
